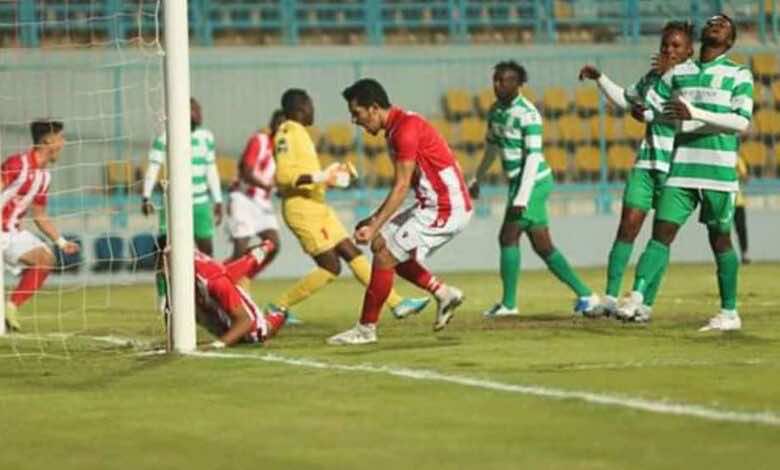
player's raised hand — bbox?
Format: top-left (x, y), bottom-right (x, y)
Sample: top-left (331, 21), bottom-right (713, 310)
top-left (663, 98), bottom-right (692, 120)
top-left (651, 53), bottom-right (674, 75)
top-left (213, 202), bottom-right (224, 225)
top-left (141, 198), bottom-right (155, 216)
top-left (62, 241), bottom-right (80, 255)
top-left (354, 225), bottom-right (374, 245)
top-left (630, 104), bottom-right (647, 122)
top-left (578, 65), bottom-right (601, 81)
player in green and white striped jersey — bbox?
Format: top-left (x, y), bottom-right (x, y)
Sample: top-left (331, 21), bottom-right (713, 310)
top-left (618, 15), bottom-right (753, 331)
top-left (141, 98), bottom-right (224, 309)
top-left (578, 21), bottom-right (695, 319)
top-left (469, 61), bottom-right (598, 318)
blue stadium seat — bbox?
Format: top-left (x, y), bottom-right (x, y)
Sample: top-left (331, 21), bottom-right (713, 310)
top-left (93, 235), bottom-right (126, 272)
top-left (53, 233), bottom-right (83, 274)
top-left (129, 233), bottom-right (158, 271)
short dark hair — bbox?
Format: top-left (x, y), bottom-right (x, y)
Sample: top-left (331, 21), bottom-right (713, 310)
top-left (662, 20), bottom-right (695, 44)
top-left (720, 14), bottom-right (737, 44)
top-left (341, 78), bottom-right (391, 109)
top-left (30, 120), bottom-right (64, 145)
top-left (280, 89), bottom-right (310, 117)
top-left (494, 61), bottom-right (528, 86)
top-left (268, 109), bottom-right (286, 135)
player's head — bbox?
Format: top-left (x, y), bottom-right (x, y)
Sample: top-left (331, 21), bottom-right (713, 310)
top-left (268, 109), bottom-right (286, 136)
top-left (191, 97), bottom-right (203, 130)
top-left (342, 78), bottom-right (391, 136)
top-left (281, 88), bottom-right (314, 126)
top-left (660, 21), bottom-right (695, 65)
top-left (492, 61), bottom-right (527, 103)
top-left (30, 119), bottom-right (65, 163)
top-left (701, 14), bottom-right (736, 50)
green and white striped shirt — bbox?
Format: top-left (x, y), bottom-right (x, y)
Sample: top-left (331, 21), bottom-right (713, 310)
top-left (149, 128), bottom-right (218, 205)
top-left (646, 55), bottom-right (754, 192)
top-left (624, 68), bottom-right (681, 173)
top-left (485, 94), bottom-right (552, 186)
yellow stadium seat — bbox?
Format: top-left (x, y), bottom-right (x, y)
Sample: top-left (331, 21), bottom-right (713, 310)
top-left (362, 130), bottom-right (386, 155)
top-left (574, 86), bottom-right (599, 115)
top-left (558, 114), bottom-right (587, 144)
top-left (371, 152), bottom-right (395, 185)
top-left (574, 145), bottom-right (601, 174)
top-left (545, 146), bottom-right (568, 176)
top-left (429, 117), bottom-right (456, 145)
top-left (106, 161), bottom-right (132, 191)
top-left (486, 154), bottom-right (502, 181)
top-left (587, 115), bottom-right (621, 143)
top-left (544, 117), bottom-right (562, 144)
top-left (454, 150), bottom-right (476, 179)
top-left (754, 109), bottom-right (780, 137)
top-left (444, 88), bottom-right (474, 119)
top-left (729, 52), bottom-right (747, 66)
top-left (318, 151), bottom-right (335, 168)
top-left (740, 141), bottom-right (768, 169)
top-left (752, 53), bottom-right (778, 80)
top-left (459, 117), bottom-right (487, 149)
top-left (771, 79), bottom-right (780, 105)
top-left (554, 0), bottom-right (573, 18)
top-left (542, 87), bottom-right (570, 115)
top-left (476, 88), bottom-right (495, 116)
top-left (623, 114), bottom-right (645, 142)
top-left (324, 123), bottom-right (355, 153)
top-left (607, 144), bottom-right (635, 172)
top-left (216, 155), bottom-right (238, 187)
top-left (521, 86), bottom-right (537, 104)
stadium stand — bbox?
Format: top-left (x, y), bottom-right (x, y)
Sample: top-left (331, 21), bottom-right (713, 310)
top-left (129, 233), bottom-right (158, 271)
top-left (93, 235), bottom-right (126, 272)
top-left (216, 155), bottom-right (238, 188)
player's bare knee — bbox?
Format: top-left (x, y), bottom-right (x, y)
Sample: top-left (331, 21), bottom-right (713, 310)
top-left (651, 221), bottom-right (677, 245)
top-left (499, 224), bottom-right (520, 247)
top-left (617, 221), bottom-right (641, 243)
top-left (41, 249), bottom-right (55, 269)
top-left (708, 230), bottom-right (733, 254)
top-left (315, 250), bottom-right (341, 275)
top-left (370, 235), bottom-right (386, 254)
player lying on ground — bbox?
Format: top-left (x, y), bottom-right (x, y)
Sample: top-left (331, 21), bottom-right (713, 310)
top-left (226, 109), bottom-right (285, 276)
top-left (578, 21), bottom-right (695, 321)
top-left (270, 88), bottom-right (429, 320)
top-left (470, 61), bottom-right (599, 319)
top-left (328, 78), bottom-right (473, 345)
top-left (617, 14), bottom-right (753, 331)
top-left (1, 120), bottom-right (80, 331)
top-left (180, 241), bottom-right (286, 348)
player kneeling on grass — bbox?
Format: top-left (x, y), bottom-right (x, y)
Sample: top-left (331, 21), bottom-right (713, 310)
top-left (2, 120), bottom-right (80, 332)
top-left (327, 79), bottom-right (473, 345)
top-left (179, 241), bottom-right (286, 349)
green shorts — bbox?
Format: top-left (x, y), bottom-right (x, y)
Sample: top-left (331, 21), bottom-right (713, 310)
top-left (622, 168), bottom-right (668, 212)
top-left (158, 202), bottom-right (215, 240)
top-left (504, 177), bottom-right (553, 229)
top-left (655, 186), bottom-right (736, 234)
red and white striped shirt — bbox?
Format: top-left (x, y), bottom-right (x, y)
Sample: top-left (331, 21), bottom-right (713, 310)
top-left (232, 132), bottom-right (275, 209)
top-left (385, 107), bottom-right (472, 227)
top-left (1, 150), bottom-right (51, 233)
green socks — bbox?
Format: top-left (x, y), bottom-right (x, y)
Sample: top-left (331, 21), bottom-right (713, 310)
top-left (642, 257), bottom-right (667, 307)
top-left (716, 249), bottom-right (739, 310)
top-left (500, 245), bottom-right (521, 309)
top-left (633, 239), bottom-right (669, 295)
top-left (606, 240), bottom-right (633, 298)
top-left (544, 249), bottom-right (591, 297)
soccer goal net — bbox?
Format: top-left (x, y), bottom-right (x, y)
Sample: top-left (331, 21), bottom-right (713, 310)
top-left (0, 1), bottom-right (195, 358)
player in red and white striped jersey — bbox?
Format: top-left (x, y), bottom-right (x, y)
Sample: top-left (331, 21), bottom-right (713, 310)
top-left (328, 79), bottom-right (473, 345)
top-left (226, 110), bottom-right (285, 278)
top-left (187, 241), bottom-right (286, 348)
top-left (1, 120), bottom-right (79, 331)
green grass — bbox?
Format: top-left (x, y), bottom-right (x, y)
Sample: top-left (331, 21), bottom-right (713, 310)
top-left (2, 263), bottom-right (780, 469)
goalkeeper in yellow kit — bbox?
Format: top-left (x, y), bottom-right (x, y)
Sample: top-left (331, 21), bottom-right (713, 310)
top-left (271, 88), bottom-right (428, 318)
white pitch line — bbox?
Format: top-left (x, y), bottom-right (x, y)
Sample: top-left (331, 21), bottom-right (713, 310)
top-left (191, 351), bottom-right (780, 427)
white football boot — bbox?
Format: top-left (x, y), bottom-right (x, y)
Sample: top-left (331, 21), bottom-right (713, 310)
top-left (482, 303), bottom-right (519, 318)
top-left (433, 286), bottom-right (464, 332)
top-left (699, 311), bottom-right (742, 332)
top-left (573, 293), bottom-right (601, 317)
top-left (616, 291), bottom-right (644, 321)
top-left (589, 295), bottom-right (618, 318)
top-left (633, 304), bottom-right (652, 323)
top-left (326, 323), bottom-right (378, 345)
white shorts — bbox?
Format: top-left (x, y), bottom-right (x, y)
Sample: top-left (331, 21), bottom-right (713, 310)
top-left (2, 230), bottom-right (50, 275)
top-left (227, 192), bottom-right (280, 239)
top-left (380, 205), bottom-right (472, 263)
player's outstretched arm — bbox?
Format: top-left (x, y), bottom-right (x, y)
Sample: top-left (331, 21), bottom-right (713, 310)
top-left (214, 302), bottom-right (254, 348)
top-left (31, 203), bottom-right (79, 254)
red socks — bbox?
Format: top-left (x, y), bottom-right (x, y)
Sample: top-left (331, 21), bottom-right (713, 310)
top-left (264, 310), bottom-right (286, 337)
top-left (10, 267), bottom-right (51, 307)
top-left (395, 260), bottom-right (442, 295)
top-left (359, 265), bottom-right (395, 325)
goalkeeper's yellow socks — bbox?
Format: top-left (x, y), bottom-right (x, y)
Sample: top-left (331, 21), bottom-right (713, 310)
top-left (347, 255), bottom-right (404, 309)
top-left (274, 267), bottom-right (336, 309)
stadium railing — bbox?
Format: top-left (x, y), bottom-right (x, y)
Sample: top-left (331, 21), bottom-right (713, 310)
top-left (2, 0), bottom-right (778, 47)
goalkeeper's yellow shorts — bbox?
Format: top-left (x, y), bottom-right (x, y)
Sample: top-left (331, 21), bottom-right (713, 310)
top-left (282, 197), bottom-right (350, 256)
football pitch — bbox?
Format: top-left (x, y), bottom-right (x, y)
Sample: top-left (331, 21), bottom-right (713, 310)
top-left (2, 262), bottom-right (779, 469)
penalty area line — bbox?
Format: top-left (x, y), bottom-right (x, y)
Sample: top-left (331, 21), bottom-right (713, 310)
top-left (190, 350), bottom-right (780, 427)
